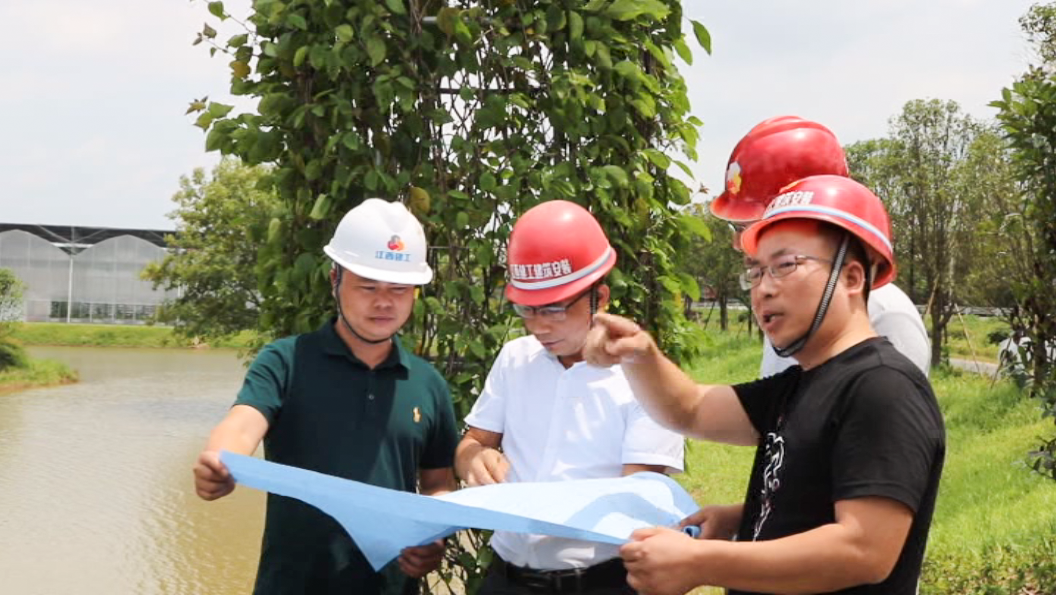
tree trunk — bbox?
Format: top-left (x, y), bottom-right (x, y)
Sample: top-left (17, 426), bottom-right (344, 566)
top-left (929, 288), bottom-right (945, 368)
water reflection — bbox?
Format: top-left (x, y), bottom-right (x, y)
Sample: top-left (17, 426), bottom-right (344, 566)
top-left (0, 347), bottom-right (264, 594)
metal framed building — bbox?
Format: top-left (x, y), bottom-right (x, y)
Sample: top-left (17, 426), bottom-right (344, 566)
top-left (0, 224), bottom-right (179, 324)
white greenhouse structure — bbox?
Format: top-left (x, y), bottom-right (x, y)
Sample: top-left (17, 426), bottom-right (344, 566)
top-left (0, 224), bottom-right (178, 324)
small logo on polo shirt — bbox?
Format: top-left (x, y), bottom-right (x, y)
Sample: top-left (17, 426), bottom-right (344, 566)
top-left (413, 406), bottom-right (421, 423)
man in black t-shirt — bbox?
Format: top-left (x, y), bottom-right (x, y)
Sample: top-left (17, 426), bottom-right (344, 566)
top-left (583, 175), bottom-right (945, 595)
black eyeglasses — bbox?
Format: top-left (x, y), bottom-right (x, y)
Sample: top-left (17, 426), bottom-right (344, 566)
top-left (512, 290), bottom-right (591, 321)
top-left (739, 254), bottom-right (834, 290)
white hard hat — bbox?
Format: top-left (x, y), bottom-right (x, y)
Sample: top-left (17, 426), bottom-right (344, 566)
top-left (323, 198), bottom-right (433, 285)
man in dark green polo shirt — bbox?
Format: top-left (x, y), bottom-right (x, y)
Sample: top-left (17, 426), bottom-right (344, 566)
top-left (193, 199), bottom-right (459, 595)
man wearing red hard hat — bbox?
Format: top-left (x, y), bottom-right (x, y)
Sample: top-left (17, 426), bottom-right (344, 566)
top-left (711, 116), bottom-right (930, 377)
top-left (584, 176), bottom-right (945, 595)
top-left (455, 200), bottom-right (685, 594)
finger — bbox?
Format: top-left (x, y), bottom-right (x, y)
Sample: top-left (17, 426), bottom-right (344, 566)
top-left (605, 336), bottom-right (649, 363)
top-left (197, 452), bottom-right (231, 480)
top-left (488, 454), bottom-right (510, 483)
top-left (196, 476), bottom-right (230, 491)
top-left (629, 527), bottom-right (662, 541)
top-left (397, 556), bottom-right (425, 578)
top-left (593, 313), bottom-right (642, 337)
top-left (404, 542), bottom-right (444, 560)
top-left (679, 509), bottom-right (707, 528)
top-left (399, 548), bottom-right (441, 577)
top-left (196, 483), bottom-right (233, 501)
top-left (619, 541), bottom-right (643, 563)
top-left (471, 465), bottom-right (496, 486)
top-left (193, 464), bottom-right (227, 484)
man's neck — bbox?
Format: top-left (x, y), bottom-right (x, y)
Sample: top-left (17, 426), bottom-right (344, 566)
top-left (333, 320), bottom-right (393, 369)
top-left (558, 352), bottom-right (583, 369)
top-left (793, 315), bottom-right (876, 370)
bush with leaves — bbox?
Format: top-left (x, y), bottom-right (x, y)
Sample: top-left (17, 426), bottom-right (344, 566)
top-left (992, 69), bottom-right (1056, 480)
top-left (0, 268), bottom-right (26, 372)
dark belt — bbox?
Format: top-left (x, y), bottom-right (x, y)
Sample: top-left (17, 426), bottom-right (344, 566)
top-left (491, 555), bottom-right (629, 593)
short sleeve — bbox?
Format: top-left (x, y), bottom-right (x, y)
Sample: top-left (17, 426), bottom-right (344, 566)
top-left (734, 370), bottom-right (798, 436)
top-left (233, 338), bottom-right (296, 425)
top-left (832, 368), bottom-right (944, 512)
top-left (420, 375), bottom-right (460, 469)
top-left (463, 344), bottom-right (510, 434)
top-left (622, 399), bottom-right (685, 473)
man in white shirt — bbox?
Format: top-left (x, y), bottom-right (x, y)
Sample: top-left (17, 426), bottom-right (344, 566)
top-left (711, 115), bottom-right (930, 377)
top-left (455, 200), bottom-right (685, 594)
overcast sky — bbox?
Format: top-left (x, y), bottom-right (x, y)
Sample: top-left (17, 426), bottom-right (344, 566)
top-left (0, 0), bottom-right (1036, 230)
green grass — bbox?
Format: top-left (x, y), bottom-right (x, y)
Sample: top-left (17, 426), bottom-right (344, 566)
top-left (676, 325), bottom-right (1056, 593)
top-left (926, 365), bottom-right (1056, 556)
top-left (0, 358), bottom-right (78, 394)
top-left (11, 322), bottom-right (255, 350)
top-left (677, 326), bottom-right (760, 505)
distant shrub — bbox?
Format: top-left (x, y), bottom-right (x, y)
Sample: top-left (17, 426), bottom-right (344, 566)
top-left (0, 340), bottom-right (27, 372)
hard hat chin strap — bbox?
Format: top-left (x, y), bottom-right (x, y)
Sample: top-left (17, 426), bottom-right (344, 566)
top-left (333, 266), bottom-right (395, 346)
top-left (771, 234), bottom-right (849, 359)
top-left (589, 284), bottom-right (598, 328)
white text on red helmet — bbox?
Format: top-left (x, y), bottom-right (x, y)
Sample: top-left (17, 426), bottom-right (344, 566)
top-left (511, 260), bottom-right (573, 281)
top-left (765, 191), bottom-right (815, 217)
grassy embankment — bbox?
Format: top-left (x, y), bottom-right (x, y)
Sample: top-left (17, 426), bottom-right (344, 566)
top-left (11, 322), bottom-right (254, 349)
top-left (0, 323), bottom-right (254, 393)
top-left (0, 357), bottom-right (78, 394)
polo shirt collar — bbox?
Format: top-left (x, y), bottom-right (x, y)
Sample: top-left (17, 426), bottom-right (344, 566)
top-left (320, 317), bottom-right (409, 370)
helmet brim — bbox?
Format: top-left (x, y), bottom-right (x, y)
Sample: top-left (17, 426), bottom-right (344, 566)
top-left (325, 245), bottom-right (433, 285)
top-left (741, 212), bottom-right (896, 289)
top-left (709, 193), bottom-right (767, 223)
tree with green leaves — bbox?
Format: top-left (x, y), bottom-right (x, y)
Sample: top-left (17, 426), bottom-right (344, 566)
top-left (953, 127), bottom-right (1021, 310)
top-left (991, 1), bottom-right (1056, 479)
top-left (190, 0), bottom-right (710, 413)
top-left (677, 203), bottom-right (747, 331)
top-left (846, 100), bottom-right (985, 368)
top-left (189, 0), bottom-right (711, 589)
top-left (143, 157), bottom-right (277, 347)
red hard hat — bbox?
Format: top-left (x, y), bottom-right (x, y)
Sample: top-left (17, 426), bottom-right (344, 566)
top-left (505, 200), bottom-right (617, 306)
top-left (739, 175), bottom-right (897, 289)
top-left (709, 116), bottom-right (849, 223)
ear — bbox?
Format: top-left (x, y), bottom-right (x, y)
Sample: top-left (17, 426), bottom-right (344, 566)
top-left (842, 261), bottom-right (867, 302)
top-left (329, 267), bottom-right (339, 296)
top-left (595, 284), bottom-right (611, 311)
